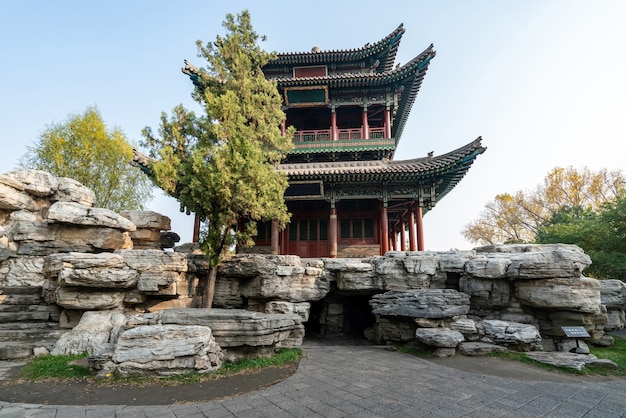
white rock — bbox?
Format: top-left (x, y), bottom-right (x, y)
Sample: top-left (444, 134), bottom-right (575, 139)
top-left (53, 177), bottom-right (96, 207)
top-left (55, 287), bottom-right (126, 310)
top-left (120, 211), bottom-right (171, 230)
top-left (481, 319), bottom-right (542, 344)
top-left (47, 202), bottom-right (136, 231)
top-left (52, 310), bottom-right (127, 355)
top-left (415, 328), bottom-right (465, 348)
top-left (515, 277), bottom-right (602, 314)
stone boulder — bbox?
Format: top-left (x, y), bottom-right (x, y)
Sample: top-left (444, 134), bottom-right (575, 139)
top-left (369, 289), bottom-right (470, 318)
top-left (217, 254), bottom-right (329, 303)
top-left (515, 277), bottom-right (602, 314)
top-left (54, 287), bottom-right (126, 310)
top-left (526, 351), bottom-right (618, 371)
top-left (458, 342), bottom-right (508, 356)
top-left (11, 222), bottom-right (133, 255)
top-left (415, 328), bottom-right (464, 348)
top-left (475, 244), bottom-right (592, 279)
top-left (601, 280), bottom-right (626, 310)
top-left (106, 324), bottom-right (223, 377)
top-left (600, 280), bottom-right (626, 331)
top-left (126, 308), bottom-right (304, 362)
top-left (47, 202), bottom-right (136, 231)
top-left (120, 210), bottom-right (172, 250)
top-left (480, 319), bottom-right (542, 347)
top-left (0, 256), bottom-right (45, 286)
top-left (52, 310), bottom-right (126, 355)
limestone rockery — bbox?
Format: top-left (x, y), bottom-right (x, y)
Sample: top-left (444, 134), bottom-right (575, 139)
top-left (1, 170), bottom-right (625, 375)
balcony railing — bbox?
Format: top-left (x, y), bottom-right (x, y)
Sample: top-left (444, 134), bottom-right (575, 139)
top-left (292, 127), bottom-right (386, 143)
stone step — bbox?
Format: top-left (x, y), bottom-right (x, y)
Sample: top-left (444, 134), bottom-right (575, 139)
top-left (0, 328), bottom-right (66, 341)
top-left (0, 322), bottom-right (60, 330)
top-left (0, 286), bottom-right (43, 296)
top-left (0, 311), bottom-right (55, 322)
top-left (0, 294), bottom-right (43, 305)
top-left (0, 304), bottom-right (60, 314)
top-left (0, 338), bottom-right (63, 360)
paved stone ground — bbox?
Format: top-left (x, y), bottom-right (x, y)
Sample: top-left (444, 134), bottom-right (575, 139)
top-left (1, 343), bottom-right (626, 417)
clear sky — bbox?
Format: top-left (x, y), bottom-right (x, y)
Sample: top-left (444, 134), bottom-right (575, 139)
top-left (1, 1), bottom-right (625, 250)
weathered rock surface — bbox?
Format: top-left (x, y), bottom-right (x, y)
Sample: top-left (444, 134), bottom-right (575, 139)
top-left (120, 211), bottom-right (171, 231)
top-left (48, 202), bottom-right (136, 231)
top-left (370, 289), bottom-right (470, 318)
top-left (415, 328), bottom-right (465, 348)
top-left (213, 254), bottom-right (329, 303)
top-left (458, 342), bottom-right (508, 356)
top-left (120, 210), bottom-right (172, 250)
top-left (601, 280), bottom-right (626, 309)
top-left (0, 256), bottom-right (45, 286)
top-left (109, 324), bottom-right (223, 376)
top-left (475, 244), bottom-right (592, 278)
top-left (480, 320), bottom-right (542, 346)
top-left (126, 308), bottom-right (304, 361)
top-left (515, 277), bottom-right (602, 314)
top-left (525, 351), bottom-right (618, 371)
top-left (54, 287), bottom-right (126, 310)
top-left (52, 310), bottom-right (126, 355)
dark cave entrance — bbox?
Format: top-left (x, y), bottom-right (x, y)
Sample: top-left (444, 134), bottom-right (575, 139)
top-left (305, 292), bottom-right (375, 341)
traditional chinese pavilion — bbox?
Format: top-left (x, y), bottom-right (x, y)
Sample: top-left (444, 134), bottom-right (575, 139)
top-left (182, 24), bottom-right (485, 258)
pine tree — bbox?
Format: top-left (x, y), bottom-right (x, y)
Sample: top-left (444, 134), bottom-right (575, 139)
top-left (141, 11), bottom-right (293, 307)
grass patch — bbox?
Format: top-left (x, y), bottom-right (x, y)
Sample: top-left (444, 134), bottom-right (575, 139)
top-left (587, 335), bottom-right (626, 376)
top-left (486, 336), bottom-right (626, 376)
top-left (18, 348), bottom-right (302, 385)
top-left (400, 336), bottom-right (626, 377)
top-left (396, 345), bottom-right (430, 357)
top-left (19, 352), bottom-right (90, 380)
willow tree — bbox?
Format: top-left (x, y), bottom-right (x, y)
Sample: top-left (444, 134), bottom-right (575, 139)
top-left (141, 11), bottom-right (293, 308)
top-left (21, 106), bottom-right (153, 212)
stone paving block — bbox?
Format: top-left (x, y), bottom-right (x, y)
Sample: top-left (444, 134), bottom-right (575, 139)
top-left (85, 407), bottom-right (125, 418)
top-left (45, 406), bottom-right (88, 418)
top-left (111, 408), bottom-right (149, 418)
top-left (17, 409), bottom-right (58, 417)
top-left (277, 405), bottom-right (315, 418)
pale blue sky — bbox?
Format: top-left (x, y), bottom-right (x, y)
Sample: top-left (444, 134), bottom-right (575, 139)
top-left (1, 1), bottom-right (625, 250)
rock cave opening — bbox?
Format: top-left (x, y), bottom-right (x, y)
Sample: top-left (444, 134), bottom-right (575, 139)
top-left (306, 293), bottom-right (375, 342)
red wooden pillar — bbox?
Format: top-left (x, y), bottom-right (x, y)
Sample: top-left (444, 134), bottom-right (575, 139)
top-left (329, 207), bottom-right (338, 258)
top-left (380, 204), bottom-right (389, 255)
top-left (281, 119), bottom-right (286, 136)
top-left (331, 110), bottom-right (337, 140)
top-left (362, 107), bottom-right (369, 139)
top-left (271, 220), bottom-right (279, 255)
top-left (193, 213), bottom-right (201, 243)
top-left (416, 204), bottom-right (425, 251)
top-left (384, 108), bottom-right (391, 139)
top-left (408, 208), bottom-right (417, 251)
top-left (400, 219), bottom-right (407, 251)
top-left (280, 227), bottom-right (288, 255)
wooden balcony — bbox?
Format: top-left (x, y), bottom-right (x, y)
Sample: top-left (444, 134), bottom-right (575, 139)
top-left (293, 127), bottom-right (386, 143)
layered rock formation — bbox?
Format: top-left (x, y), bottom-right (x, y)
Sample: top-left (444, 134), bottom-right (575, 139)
top-left (1, 169), bottom-right (624, 369)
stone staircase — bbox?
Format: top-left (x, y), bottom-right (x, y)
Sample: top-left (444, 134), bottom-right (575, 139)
top-left (0, 286), bottom-right (66, 360)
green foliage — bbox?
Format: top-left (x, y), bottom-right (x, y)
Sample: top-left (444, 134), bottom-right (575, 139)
top-left (141, 11), bottom-right (293, 306)
top-left (464, 166), bottom-right (624, 246)
top-left (21, 106), bottom-right (153, 212)
top-left (20, 353), bottom-right (90, 380)
top-left (536, 194), bottom-right (626, 280)
top-left (219, 347), bottom-right (302, 374)
top-left (589, 336), bottom-right (626, 373)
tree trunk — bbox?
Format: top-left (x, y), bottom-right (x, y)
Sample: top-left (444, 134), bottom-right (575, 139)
top-left (201, 265), bottom-right (218, 308)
